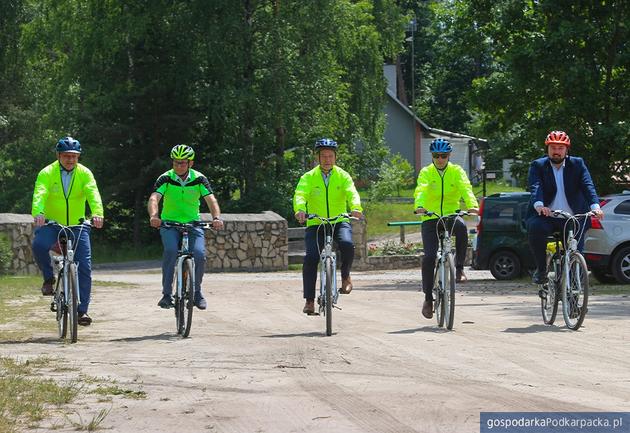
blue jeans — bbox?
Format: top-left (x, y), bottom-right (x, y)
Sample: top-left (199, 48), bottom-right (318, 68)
top-left (32, 225), bottom-right (93, 314)
top-left (302, 222), bottom-right (354, 300)
top-left (160, 226), bottom-right (206, 295)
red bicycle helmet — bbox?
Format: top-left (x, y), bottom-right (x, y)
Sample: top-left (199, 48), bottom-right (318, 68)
top-left (545, 130), bottom-right (571, 147)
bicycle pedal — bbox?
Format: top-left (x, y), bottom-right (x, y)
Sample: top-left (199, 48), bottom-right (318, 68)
top-left (333, 305), bottom-right (342, 310)
top-left (50, 302), bottom-right (57, 312)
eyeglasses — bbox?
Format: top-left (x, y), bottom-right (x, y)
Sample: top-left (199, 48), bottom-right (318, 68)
top-left (172, 160), bottom-right (190, 166)
top-left (432, 153), bottom-right (449, 159)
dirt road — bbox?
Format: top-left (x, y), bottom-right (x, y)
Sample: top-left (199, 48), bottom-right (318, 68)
top-left (3, 269), bottom-right (629, 433)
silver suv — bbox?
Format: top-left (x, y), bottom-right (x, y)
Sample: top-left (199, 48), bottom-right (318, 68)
top-left (584, 191), bottom-right (630, 284)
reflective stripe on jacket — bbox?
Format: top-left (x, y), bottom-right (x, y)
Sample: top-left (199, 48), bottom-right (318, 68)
top-left (31, 161), bottom-right (104, 225)
top-left (293, 165), bottom-right (362, 227)
top-left (413, 162), bottom-right (478, 221)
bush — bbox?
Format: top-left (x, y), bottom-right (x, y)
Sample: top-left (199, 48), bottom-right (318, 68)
top-left (0, 233), bottom-right (12, 275)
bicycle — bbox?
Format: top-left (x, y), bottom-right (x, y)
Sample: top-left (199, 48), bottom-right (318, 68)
top-left (540, 210), bottom-right (593, 330)
top-left (47, 220), bottom-right (91, 343)
top-left (160, 221), bottom-right (214, 338)
top-left (416, 210), bottom-right (469, 330)
top-left (306, 213), bottom-right (357, 336)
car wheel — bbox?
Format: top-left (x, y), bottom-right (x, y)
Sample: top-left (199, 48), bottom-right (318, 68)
top-left (611, 246), bottom-right (630, 284)
top-left (489, 250), bottom-right (521, 280)
top-left (590, 267), bottom-right (617, 284)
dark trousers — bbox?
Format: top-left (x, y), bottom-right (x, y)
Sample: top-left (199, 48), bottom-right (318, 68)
top-left (527, 215), bottom-right (589, 273)
top-left (421, 217), bottom-right (468, 301)
top-left (302, 222), bottom-right (354, 300)
top-left (32, 225), bottom-right (93, 314)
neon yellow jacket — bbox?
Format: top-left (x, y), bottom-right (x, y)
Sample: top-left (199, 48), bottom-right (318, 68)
top-left (32, 161), bottom-right (104, 225)
top-left (414, 162), bottom-right (478, 221)
top-left (293, 165), bottom-right (362, 227)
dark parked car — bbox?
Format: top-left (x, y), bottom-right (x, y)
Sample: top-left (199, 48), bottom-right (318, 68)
top-left (471, 192), bottom-right (534, 280)
top-left (584, 191), bottom-right (630, 284)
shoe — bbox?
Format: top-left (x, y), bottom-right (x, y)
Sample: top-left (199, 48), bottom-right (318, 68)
top-left (158, 294), bottom-right (174, 309)
top-left (41, 278), bottom-right (54, 296)
top-left (422, 300), bottom-right (433, 319)
top-left (456, 268), bottom-right (467, 283)
top-left (194, 292), bottom-right (207, 310)
top-left (532, 269), bottom-right (548, 285)
top-left (303, 300), bottom-right (315, 315)
top-left (78, 313), bottom-right (92, 326)
top-left (340, 276), bottom-right (353, 294)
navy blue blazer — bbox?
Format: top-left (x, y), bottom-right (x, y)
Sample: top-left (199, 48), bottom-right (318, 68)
top-left (526, 156), bottom-right (599, 220)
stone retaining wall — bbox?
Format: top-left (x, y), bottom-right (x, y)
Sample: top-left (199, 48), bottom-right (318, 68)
top-left (0, 214), bottom-right (38, 275)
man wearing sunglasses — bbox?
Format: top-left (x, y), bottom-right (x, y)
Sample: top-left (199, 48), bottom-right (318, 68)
top-left (414, 138), bottom-right (479, 319)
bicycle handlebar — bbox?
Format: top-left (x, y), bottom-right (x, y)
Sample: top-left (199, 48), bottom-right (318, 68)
top-left (160, 221), bottom-right (215, 231)
top-left (414, 210), bottom-right (470, 218)
top-left (551, 210), bottom-right (595, 219)
top-left (306, 213), bottom-right (360, 223)
top-left (45, 219), bottom-right (92, 228)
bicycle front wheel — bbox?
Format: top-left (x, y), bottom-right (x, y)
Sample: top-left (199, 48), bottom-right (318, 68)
top-left (67, 265), bottom-right (79, 343)
top-left (562, 252), bottom-right (589, 330)
top-left (443, 253), bottom-right (456, 330)
top-left (324, 258), bottom-right (333, 336)
top-left (433, 261), bottom-right (444, 328)
top-left (180, 258), bottom-right (195, 338)
top-left (541, 253), bottom-right (560, 325)
top-left (55, 272), bottom-right (67, 339)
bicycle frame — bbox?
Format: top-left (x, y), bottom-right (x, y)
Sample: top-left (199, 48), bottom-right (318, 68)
top-left (318, 224), bottom-right (339, 309)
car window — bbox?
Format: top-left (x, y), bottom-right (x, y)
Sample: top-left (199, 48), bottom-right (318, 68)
top-left (613, 199), bottom-right (630, 215)
top-left (483, 201), bottom-right (520, 229)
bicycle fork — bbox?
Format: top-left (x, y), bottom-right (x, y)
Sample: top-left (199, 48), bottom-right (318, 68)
top-left (176, 255), bottom-right (195, 300)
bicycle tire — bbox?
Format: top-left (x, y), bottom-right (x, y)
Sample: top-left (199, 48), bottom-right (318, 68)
top-left (181, 258), bottom-right (195, 338)
top-left (67, 265), bottom-right (79, 343)
top-left (325, 257), bottom-right (333, 336)
top-left (562, 252), bottom-right (589, 330)
top-left (444, 253), bottom-right (456, 330)
top-left (55, 272), bottom-right (67, 339)
top-left (541, 253), bottom-right (560, 325)
top-left (433, 260), bottom-right (444, 328)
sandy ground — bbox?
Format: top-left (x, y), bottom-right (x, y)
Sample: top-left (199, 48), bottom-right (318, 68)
top-left (2, 268), bottom-right (629, 433)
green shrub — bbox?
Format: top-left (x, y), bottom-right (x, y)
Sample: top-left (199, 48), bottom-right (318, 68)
top-left (0, 233), bottom-right (12, 275)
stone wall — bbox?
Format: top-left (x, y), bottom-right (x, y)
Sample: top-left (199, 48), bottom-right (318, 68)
top-left (0, 214), bottom-right (38, 275)
top-left (203, 211), bottom-right (287, 272)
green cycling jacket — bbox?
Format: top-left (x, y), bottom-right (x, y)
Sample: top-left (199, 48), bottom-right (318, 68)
top-left (414, 162), bottom-right (478, 221)
top-left (293, 165), bottom-right (362, 227)
top-left (32, 161), bottom-right (104, 225)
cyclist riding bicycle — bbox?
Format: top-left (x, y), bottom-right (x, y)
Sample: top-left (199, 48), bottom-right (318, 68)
top-left (414, 138), bottom-right (478, 319)
top-left (293, 138), bottom-right (363, 315)
top-left (31, 136), bottom-right (104, 326)
top-left (527, 130), bottom-right (604, 285)
top-left (148, 144), bottom-right (224, 310)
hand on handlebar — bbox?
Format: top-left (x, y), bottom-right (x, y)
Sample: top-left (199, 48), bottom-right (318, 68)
top-left (34, 215), bottom-right (45, 226)
top-left (295, 211), bottom-right (306, 225)
top-left (150, 216), bottom-right (162, 228)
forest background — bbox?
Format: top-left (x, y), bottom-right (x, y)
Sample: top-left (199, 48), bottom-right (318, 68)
top-left (1, 0), bottom-right (628, 253)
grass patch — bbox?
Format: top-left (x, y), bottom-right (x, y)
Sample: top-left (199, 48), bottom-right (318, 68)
top-left (590, 282), bottom-right (630, 296)
top-left (0, 357), bottom-right (81, 433)
top-left (0, 276), bottom-right (52, 340)
top-left (92, 243), bottom-right (162, 264)
top-left (91, 385), bottom-right (146, 399)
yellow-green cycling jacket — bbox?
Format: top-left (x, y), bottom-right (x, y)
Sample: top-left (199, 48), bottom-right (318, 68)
top-left (414, 162), bottom-right (478, 221)
top-left (293, 165), bottom-right (362, 227)
top-left (31, 161), bottom-right (104, 225)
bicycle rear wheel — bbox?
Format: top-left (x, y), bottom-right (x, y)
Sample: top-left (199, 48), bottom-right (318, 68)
top-left (67, 265), bottom-right (79, 343)
top-left (443, 253), bottom-right (456, 330)
top-left (55, 272), bottom-right (67, 339)
top-left (541, 253), bottom-right (560, 325)
top-left (324, 258), bottom-right (333, 336)
top-left (562, 252), bottom-right (589, 330)
top-left (177, 258), bottom-right (195, 338)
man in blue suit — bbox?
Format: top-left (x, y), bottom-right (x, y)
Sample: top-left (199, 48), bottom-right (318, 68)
top-left (527, 130), bottom-right (604, 284)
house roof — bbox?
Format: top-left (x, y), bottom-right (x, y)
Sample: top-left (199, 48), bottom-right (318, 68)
top-left (386, 89), bottom-right (487, 144)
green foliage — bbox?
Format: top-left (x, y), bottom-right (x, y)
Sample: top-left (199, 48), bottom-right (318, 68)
top-left (0, 233), bottom-right (12, 275)
top-left (370, 153), bottom-right (415, 200)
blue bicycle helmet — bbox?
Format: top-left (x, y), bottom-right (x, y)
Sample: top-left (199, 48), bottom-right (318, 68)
top-left (429, 138), bottom-right (452, 153)
top-left (56, 137), bottom-right (82, 154)
top-left (314, 138), bottom-right (338, 151)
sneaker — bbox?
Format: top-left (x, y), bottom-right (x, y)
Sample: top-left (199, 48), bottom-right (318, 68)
top-left (303, 299), bottom-right (315, 315)
top-left (422, 300), bottom-right (433, 319)
top-left (158, 294), bottom-right (174, 309)
top-left (340, 276), bottom-right (353, 294)
top-left (41, 277), bottom-right (55, 296)
top-left (78, 313), bottom-right (92, 326)
top-left (532, 269), bottom-right (548, 285)
top-left (194, 292), bottom-right (207, 310)
top-left (456, 268), bottom-right (467, 283)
